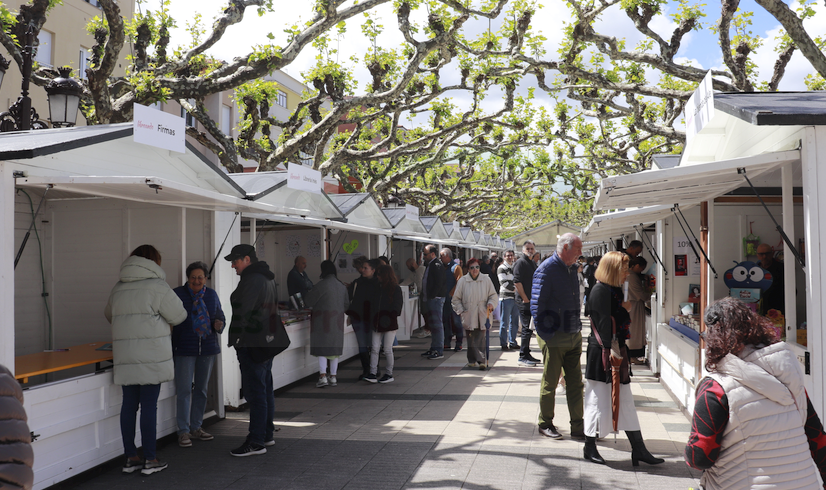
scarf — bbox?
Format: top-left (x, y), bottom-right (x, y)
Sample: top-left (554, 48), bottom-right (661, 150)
top-left (190, 286), bottom-right (210, 339)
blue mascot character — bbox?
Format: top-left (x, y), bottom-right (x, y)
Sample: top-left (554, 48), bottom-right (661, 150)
top-left (723, 260), bottom-right (774, 291)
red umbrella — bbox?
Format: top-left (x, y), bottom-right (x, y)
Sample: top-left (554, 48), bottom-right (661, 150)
top-left (611, 353), bottom-right (623, 434)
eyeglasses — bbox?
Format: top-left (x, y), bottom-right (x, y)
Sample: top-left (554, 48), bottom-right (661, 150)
top-left (469, 265), bottom-right (480, 270)
top-left (756, 252), bottom-right (770, 256)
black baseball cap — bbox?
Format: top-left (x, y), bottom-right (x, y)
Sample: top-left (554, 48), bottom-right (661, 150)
top-left (224, 244), bottom-right (257, 262)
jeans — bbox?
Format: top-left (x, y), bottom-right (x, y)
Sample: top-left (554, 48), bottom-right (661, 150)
top-left (443, 298), bottom-right (463, 348)
top-left (121, 384), bottom-right (162, 461)
top-left (352, 321), bottom-right (371, 355)
top-left (499, 298), bottom-right (519, 346)
top-left (174, 355), bottom-right (215, 435)
top-left (517, 301), bottom-right (533, 357)
top-left (236, 347), bottom-right (275, 446)
top-left (370, 330), bottom-right (395, 376)
top-left (425, 298), bottom-right (446, 355)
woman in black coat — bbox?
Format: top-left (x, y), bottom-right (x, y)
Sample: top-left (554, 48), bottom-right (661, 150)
top-left (347, 259), bottom-right (380, 381)
top-left (366, 265), bottom-right (403, 384)
top-left (582, 251), bottom-right (663, 466)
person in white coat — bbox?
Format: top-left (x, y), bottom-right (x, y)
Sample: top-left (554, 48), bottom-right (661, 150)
top-left (686, 297), bottom-right (826, 489)
top-left (105, 245), bottom-right (187, 476)
top-left (452, 258), bottom-right (498, 370)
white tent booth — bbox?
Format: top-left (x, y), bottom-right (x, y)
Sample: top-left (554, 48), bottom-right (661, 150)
top-left (583, 205), bottom-right (683, 377)
top-left (0, 123), bottom-right (281, 489)
top-left (225, 172), bottom-right (358, 407)
top-left (592, 92), bottom-right (817, 415)
top-left (382, 207), bottom-right (431, 340)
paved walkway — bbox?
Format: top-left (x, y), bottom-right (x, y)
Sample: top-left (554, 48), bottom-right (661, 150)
top-left (63, 320), bottom-right (702, 490)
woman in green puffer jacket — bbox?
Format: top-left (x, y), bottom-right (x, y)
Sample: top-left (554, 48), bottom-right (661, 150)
top-left (105, 245), bottom-right (187, 476)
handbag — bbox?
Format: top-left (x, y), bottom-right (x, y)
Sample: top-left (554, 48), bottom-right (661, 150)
top-left (248, 309), bottom-right (291, 363)
top-left (589, 315), bottom-right (630, 383)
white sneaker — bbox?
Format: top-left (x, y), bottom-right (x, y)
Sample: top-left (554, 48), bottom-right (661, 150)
top-left (329, 375), bottom-right (337, 386)
top-left (556, 383), bottom-right (567, 396)
top-left (316, 376), bottom-right (328, 388)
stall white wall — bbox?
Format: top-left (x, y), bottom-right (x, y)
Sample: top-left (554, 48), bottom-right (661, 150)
top-left (0, 162), bottom-right (15, 369)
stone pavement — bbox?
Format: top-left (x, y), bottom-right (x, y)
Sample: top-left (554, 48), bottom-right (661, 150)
top-left (60, 320), bottom-right (703, 490)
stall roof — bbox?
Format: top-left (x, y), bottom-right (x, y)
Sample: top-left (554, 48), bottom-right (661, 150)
top-left (328, 193), bottom-right (393, 231)
top-left (593, 149), bottom-right (800, 211)
top-left (16, 175), bottom-right (273, 214)
top-left (582, 205), bottom-right (681, 242)
top-left (382, 208), bottom-right (429, 235)
top-left (420, 216), bottom-right (450, 240)
top-left (714, 92), bottom-right (826, 127)
top-left (442, 222), bottom-right (465, 242)
top-left (1, 123), bottom-right (248, 198)
top-left (230, 172), bottom-right (343, 220)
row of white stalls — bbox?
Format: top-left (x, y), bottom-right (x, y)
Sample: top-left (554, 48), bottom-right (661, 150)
top-left (0, 123), bottom-right (509, 489)
top-left (583, 92), bottom-right (825, 419)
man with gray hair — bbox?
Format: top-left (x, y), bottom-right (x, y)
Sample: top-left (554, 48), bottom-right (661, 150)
top-left (513, 240), bottom-right (541, 366)
top-left (530, 233), bottom-right (585, 440)
top-left (440, 247), bottom-right (464, 351)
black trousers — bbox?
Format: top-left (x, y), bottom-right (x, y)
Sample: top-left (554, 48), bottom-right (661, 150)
top-left (517, 301), bottom-right (533, 358)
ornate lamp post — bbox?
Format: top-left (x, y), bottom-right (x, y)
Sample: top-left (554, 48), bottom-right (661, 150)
top-left (0, 24), bottom-right (83, 132)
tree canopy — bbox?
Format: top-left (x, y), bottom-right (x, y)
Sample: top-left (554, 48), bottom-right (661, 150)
top-left (1, 0), bottom-right (824, 234)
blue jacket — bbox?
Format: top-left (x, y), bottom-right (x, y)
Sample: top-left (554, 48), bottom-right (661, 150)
top-left (172, 285), bottom-right (226, 356)
top-left (530, 253), bottom-right (582, 340)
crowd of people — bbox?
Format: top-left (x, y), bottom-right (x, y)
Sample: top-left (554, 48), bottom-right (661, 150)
top-left (30, 232), bottom-right (816, 489)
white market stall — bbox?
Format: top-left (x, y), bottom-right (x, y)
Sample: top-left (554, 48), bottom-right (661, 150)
top-left (592, 92), bottom-right (818, 415)
top-left (0, 123), bottom-right (277, 489)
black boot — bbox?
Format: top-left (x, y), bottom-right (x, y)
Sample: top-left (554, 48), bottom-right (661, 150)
top-left (626, 431), bottom-right (664, 466)
top-left (583, 436), bottom-right (605, 464)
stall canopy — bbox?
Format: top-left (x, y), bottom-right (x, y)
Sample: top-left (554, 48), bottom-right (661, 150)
top-left (420, 216), bottom-right (452, 242)
top-left (328, 193), bottom-right (393, 231)
top-left (593, 149), bottom-right (800, 211)
top-left (442, 222), bottom-right (465, 242)
top-left (383, 208), bottom-right (430, 242)
top-left (230, 171), bottom-right (343, 219)
top-left (583, 205), bottom-right (684, 242)
top-left (5, 123), bottom-right (274, 214)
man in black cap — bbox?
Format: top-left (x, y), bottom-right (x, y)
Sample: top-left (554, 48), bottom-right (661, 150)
top-left (224, 244), bottom-right (277, 457)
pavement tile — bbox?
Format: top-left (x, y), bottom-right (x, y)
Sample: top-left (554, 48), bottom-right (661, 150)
top-left (63, 333), bottom-right (701, 490)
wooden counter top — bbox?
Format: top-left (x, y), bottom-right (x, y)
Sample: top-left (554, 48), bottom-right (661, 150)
top-left (15, 342), bottom-right (113, 383)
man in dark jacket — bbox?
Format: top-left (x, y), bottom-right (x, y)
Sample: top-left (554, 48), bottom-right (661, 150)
top-left (420, 244), bottom-right (447, 359)
top-left (286, 256), bottom-right (313, 307)
top-left (513, 240), bottom-right (541, 366)
top-left (530, 233), bottom-right (584, 440)
top-left (225, 244), bottom-right (278, 457)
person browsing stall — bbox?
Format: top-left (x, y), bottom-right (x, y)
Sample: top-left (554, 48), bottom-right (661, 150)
top-left (172, 261), bottom-right (225, 448)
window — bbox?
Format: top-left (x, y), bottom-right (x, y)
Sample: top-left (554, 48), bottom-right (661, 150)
top-left (221, 105), bottom-right (231, 135)
top-left (277, 90), bottom-right (287, 108)
top-left (34, 30), bottom-right (53, 68)
top-left (298, 147), bottom-right (312, 166)
top-left (84, 0), bottom-right (101, 7)
top-left (180, 101), bottom-right (195, 127)
top-left (78, 48), bottom-right (89, 79)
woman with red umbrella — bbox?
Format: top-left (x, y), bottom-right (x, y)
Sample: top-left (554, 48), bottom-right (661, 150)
top-left (583, 251), bottom-right (664, 466)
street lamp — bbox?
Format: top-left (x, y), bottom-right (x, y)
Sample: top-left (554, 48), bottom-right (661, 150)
top-left (0, 24), bottom-right (82, 132)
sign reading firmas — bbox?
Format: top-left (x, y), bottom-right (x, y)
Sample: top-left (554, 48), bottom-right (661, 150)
top-left (133, 103), bottom-right (186, 153)
top-left (288, 163), bottom-right (322, 194)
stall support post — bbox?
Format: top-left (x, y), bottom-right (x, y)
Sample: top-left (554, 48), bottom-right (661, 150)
top-left (215, 211), bottom-right (242, 409)
top-left (781, 162), bottom-right (797, 339)
top-left (699, 202), bottom-right (709, 365)
top-left (802, 126), bottom-right (825, 412)
top-left (0, 163), bottom-right (14, 369)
